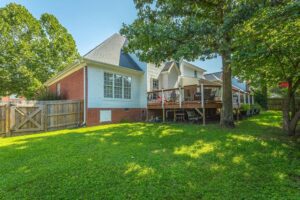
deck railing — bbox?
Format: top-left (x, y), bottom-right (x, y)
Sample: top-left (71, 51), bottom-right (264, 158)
top-left (147, 84), bottom-right (223, 109)
top-left (148, 84), bottom-right (253, 109)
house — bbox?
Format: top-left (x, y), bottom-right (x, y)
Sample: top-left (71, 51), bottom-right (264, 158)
top-left (45, 33), bottom-right (254, 126)
top-left (45, 33), bottom-right (147, 126)
top-left (204, 72), bottom-right (254, 106)
top-left (0, 95), bottom-right (26, 103)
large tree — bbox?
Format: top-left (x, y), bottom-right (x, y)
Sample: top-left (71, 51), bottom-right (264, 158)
top-left (121, 0), bottom-right (272, 128)
top-left (0, 3), bottom-right (79, 98)
top-left (232, 1), bottom-right (300, 136)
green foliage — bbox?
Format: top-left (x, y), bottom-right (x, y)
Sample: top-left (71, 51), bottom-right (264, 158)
top-left (120, 0), bottom-right (269, 126)
top-left (0, 112), bottom-right (299, 199)
top-left (232, 1), bottom-right (300, 135)
top-left (0, 3), bottom-right (79, 98)
top-left (232, 1), bottom-right (300, 92)
top-left (33, 88), bottom-right (65, 101)
top-left (254, 90), bottom-right (268, 109)
top-left (240, 104), bottom-right (251, 111)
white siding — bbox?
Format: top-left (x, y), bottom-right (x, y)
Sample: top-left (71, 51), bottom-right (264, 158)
top-left (180, 62), bottom-right (205, 79)
top-left (168, 66), bottom-right (179, 88)
top-left (147, 63), bottom-right (164, 91)
top-left (87, 65), bottom-right (146, 108)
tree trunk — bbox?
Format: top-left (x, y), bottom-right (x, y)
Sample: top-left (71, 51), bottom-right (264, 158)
top-left (220, 52), bottom-right (234, 128)
top-left (282, 81), bottom-right (298, 136)
top-left (261, 82), bottom-right (268, 109)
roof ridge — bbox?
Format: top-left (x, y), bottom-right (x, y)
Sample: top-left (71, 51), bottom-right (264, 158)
top-left (83, 33), bottom-right (121, 57)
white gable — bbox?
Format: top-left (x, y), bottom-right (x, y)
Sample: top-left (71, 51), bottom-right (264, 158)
top-left (84, 33), bottom-right (126, 66)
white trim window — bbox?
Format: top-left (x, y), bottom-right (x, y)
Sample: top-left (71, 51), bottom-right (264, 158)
top-left (104, 72), bottom-right (113, 98)
top-left (114, 74), bottom-right (123, 98)
top-left (104, 72), bottom-right (131, 99)
top-left (123, 76), bottom-right (131, 99)
top-left (152, 79), bottom-right (159, 90)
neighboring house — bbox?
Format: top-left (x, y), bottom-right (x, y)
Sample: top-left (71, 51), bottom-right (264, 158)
top-left (1, 95), bottom-right (25, 102)
top-left (45, 33), bottom-right (254, 126)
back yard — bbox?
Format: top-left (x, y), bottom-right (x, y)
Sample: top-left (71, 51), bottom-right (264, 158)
top-left (0, 111), bottom-right (299, 199)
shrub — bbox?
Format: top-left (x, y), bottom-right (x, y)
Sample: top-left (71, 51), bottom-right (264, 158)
top-left (33, 88), bottom-right (65, 100)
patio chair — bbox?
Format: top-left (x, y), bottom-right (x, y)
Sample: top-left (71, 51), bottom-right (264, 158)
top-left (186, 110), bottom-right (200, 122)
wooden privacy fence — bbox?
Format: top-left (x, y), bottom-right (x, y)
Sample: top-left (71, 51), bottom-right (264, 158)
top-left (0, 104), bottom-right (9, 137)
top-left (0, 100), bottom-right (83, 137)
top-left (268, 98), bottom-right (300, 110)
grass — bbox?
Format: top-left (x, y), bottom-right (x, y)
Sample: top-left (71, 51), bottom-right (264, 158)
top-left (0, 111), bottom-right (299, 199)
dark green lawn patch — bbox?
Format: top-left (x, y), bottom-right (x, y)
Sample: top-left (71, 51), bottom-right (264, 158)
top-left (0, 111), bottom-right (299, 199)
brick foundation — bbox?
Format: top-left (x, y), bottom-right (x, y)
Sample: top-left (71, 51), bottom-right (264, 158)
top-left (86, 108), bottom-right (147, 126)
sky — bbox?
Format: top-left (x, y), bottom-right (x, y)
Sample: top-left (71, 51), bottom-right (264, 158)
top-left (0, 0), bottom-right (222, 73)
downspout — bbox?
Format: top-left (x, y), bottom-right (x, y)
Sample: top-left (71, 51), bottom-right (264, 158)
top-left (83, 66), bottom-right (87, 126)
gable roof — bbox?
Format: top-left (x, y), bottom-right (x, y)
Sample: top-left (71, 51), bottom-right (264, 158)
top-left (162, 61), bottom-right (174, 72)
top-left (205, 72), bottom-right (248, 92)
top-left (83, 33), bottom-right (142, 71)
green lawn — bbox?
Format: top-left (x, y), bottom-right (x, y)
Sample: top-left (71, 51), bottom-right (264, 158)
top-left (0, 112), bottom-right (299, 199)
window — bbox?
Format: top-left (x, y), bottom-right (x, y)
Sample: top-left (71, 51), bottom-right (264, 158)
top-left (194, 70), bottom-right (198, 78)
top-left (104, 72), bottom-right (131, 99)
top-left (114, 74), bottom-right (123, 98)
top-left (104, 73), bottom-right (113, 98)
top-left (56, 83), bottom-right (61, 96)
top-left (152, 79), bottom-right (159, 90)
top-left (124, 76), bottom-right (131, 99)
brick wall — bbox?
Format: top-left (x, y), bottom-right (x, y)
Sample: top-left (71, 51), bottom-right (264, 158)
top-left (87, 108), bottom-right (146, 126)
top-left (49, 68), bottom-right (84, 100)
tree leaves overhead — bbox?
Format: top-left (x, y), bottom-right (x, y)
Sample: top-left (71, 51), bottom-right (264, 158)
top-left (232, 1), bottom-right (300, 88)
top-left (0, 3), bottom-right (79, 98)
top-left (232, 1), bottom-right (300, 136)
top-left (121, 0), bottom-right (276, 127)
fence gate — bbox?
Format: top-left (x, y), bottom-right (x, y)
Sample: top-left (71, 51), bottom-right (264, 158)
top-left (11, 105), bottom-right (44, 133)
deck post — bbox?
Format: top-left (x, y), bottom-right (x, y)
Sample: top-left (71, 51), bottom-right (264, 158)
top-left (237, 90), bottom-right (241, 121)
top-left (173, 109), bottom-right (176, 122)
top-left (238, 90), bottom-right (241, 106)
top-left (248, 94), bottom-right (251, 105)
top-left (162, 89), bottom-right (165, 122)
top-left (179, 87), bottom-right (182, 108)
top-left (201, 84), bottom-right (205, 125)
top-left (243, 93), bottom-right (246, 104)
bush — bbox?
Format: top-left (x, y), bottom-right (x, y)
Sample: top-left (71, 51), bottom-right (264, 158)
top-left (240, 104), bottom-right (251, 111)
top-left (33, 88), bottom-right (65, 100)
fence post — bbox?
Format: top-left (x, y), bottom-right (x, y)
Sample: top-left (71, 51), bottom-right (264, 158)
top-left (44, 104), bottom-right (48, 132)
top-left (5, 104), bottom-right (11, 137)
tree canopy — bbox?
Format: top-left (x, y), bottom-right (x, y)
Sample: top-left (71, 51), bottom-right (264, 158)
top-left (0, 3), bottom-right (79, 98)
top-left (232, 1), bottom-right (300, 135)
top-left (121, 0), bottom-right (276, 127)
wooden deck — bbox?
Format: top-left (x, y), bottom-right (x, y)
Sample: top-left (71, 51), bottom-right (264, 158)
top-left (148, 101), bottom-right (222, 110)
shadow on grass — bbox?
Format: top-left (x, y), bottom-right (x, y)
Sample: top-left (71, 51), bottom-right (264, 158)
top-left (0, 112), bottom-right (299, 199)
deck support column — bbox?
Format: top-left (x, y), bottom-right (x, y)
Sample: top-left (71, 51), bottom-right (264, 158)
top-left (201, 84), bottom-right (206, 125)
top-left (173, 109), bottom-right (176, 122)
top-left (248, 94), bottom-right (251, 105)
top-left (179, 87), bottom-right (182, 108)
top-left (237, 90), bottom-right (241, 121)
